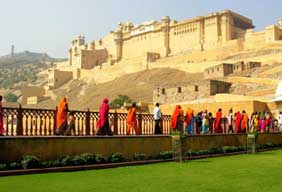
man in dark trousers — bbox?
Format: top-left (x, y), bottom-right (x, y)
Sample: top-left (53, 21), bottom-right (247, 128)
top-left (154, 103), bottom-right (162, 134)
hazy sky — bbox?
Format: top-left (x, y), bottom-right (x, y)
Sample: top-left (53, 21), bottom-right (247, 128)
top-left (0, 0), bottom-right (281, 58)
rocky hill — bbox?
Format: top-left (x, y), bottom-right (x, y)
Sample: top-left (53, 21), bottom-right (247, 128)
top-left (0, 51), bottom-right (66, 90)
top-left (0, 51), bottom-right (63, 68)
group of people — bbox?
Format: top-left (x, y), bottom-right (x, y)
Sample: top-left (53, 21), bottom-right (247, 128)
top-left (54, 97), bottom-right (141, 136)
top-left (170, 105), bottom-right (281, 135)
top-left (1, 95), bottom-right (281, 136)
top-left (170, 106), bottom-right (223, 134)
top-left (54, 98), bottom-right (164, 136)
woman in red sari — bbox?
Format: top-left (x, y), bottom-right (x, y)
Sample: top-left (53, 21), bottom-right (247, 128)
top-left (126, 103), bottom-right (139, 135)
top-left (235, 111), bottom-right (242, 133)
top-left (0, 95), bottom-right (4, 136)
top-left (96, 98), bottom-right (113, 136)
top-left (214, 108), bottom-right (223, 133)
top-left (55, 97), bottom-right (68, 135)
top-left (171, 105), bottom-right (184, 133)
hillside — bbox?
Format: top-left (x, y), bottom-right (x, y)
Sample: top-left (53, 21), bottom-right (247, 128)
top-left (0, 51), bottom-right (64, 68)
top-left (0, 51), bottom-right (66, 90)
top-left (35, 68), bottom-right (203, 110)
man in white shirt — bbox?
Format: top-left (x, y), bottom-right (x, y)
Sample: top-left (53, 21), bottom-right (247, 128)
top-left (227, 108), bottom-right (234, 133)
top-left (154, 103), bottom-right (162, 134)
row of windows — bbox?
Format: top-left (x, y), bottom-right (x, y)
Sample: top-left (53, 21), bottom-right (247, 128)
top-left (175, 23), bottom-right (198, 31)
top-left (207, 67), bottom-right (219, 74)
top-left (174, 28), bottom-right (198, 35)
top-left (206, 65), bottom-right (235, 74)
top-left (160, 86), bottom-right (199, 95)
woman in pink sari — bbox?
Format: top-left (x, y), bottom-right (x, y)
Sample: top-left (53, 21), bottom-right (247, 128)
top-left (260, 112), bottom-right (266, 133)
top-left (96, 98), bottom-right (113, 136)
top-left (0, 95), bottom-right (4, 136)
top-left (265, 112), bottom-right (271, 133)
top-left (214, 108), bottom-right (223, 133)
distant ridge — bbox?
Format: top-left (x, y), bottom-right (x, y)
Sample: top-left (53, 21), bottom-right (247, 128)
top-left (0, 51), bottom-right (66, 68)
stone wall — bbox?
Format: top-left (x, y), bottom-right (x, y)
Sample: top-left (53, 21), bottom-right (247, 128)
top-left (1, 133), bottom-right (282, 162)
top-left (185, 134), bottom-right (246, 151)
top-left (204, 63), bottom-right (233, 79)
top-left (48, 69), bottom-right (73, 89)
top-left (0, 136), bottom-right (171, 162)
top-left (153, 80), bottom-right (231, 104)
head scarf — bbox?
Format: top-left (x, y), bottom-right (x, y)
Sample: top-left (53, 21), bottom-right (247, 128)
top-left (171, 105), bottom-right (182, 129)
top-left (185, 108), bottom-right (193, 125)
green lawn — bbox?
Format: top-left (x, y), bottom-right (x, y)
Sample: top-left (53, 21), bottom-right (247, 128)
top-left (1, 150), bottom-right (282, 192)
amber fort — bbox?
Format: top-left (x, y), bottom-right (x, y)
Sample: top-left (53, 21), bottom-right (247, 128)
top-left (29, 10), bottom-right (282, 116)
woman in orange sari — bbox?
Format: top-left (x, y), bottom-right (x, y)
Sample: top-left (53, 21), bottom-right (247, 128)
top-left (55, 97), bottom-right (69, 135)
top-left (171, 105), bottom-right (184, 133)
top-left (214, 108), bottom-right (223, 133)
top-left (126, 103), bottom-right (139, 135)
top-left (241, 110), bottom-right (248, 133)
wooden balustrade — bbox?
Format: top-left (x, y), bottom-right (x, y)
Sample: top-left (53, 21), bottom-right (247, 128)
top-left (2, 106), bottom-right (230, 136)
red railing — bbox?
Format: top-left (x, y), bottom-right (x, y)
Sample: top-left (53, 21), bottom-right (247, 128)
top-left (2, 106), bottom-right (172, 136)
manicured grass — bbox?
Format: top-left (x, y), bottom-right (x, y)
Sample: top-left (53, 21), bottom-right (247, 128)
top-left (1, 150), bottom-right (282, 192)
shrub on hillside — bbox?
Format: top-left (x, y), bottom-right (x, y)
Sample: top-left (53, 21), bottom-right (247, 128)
top-left (109, 95), bottom-right (134, 108)
top-left (4, 93), bottom-right (18, 102)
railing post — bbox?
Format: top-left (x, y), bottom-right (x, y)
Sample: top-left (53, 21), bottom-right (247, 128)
top-left (16, 105), bottom-right (23, 136)
top-left (53, 106), bottom-right (58, 135)
top-left (223, 117), bottom-right (227, 134)
top-left (85, 109), bottom-right (90, 135)
top-left (114, 110), bottom-right (118, 135)
top-left (160, 118), bottom-right (164, 134)
top-left (138, 113), bottom-right (142, 135)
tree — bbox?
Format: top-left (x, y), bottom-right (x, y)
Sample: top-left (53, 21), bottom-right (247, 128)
top-left (109, 95), bottom-right (134, 108)
top-left (4, 93), bottom-right (18, 102)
